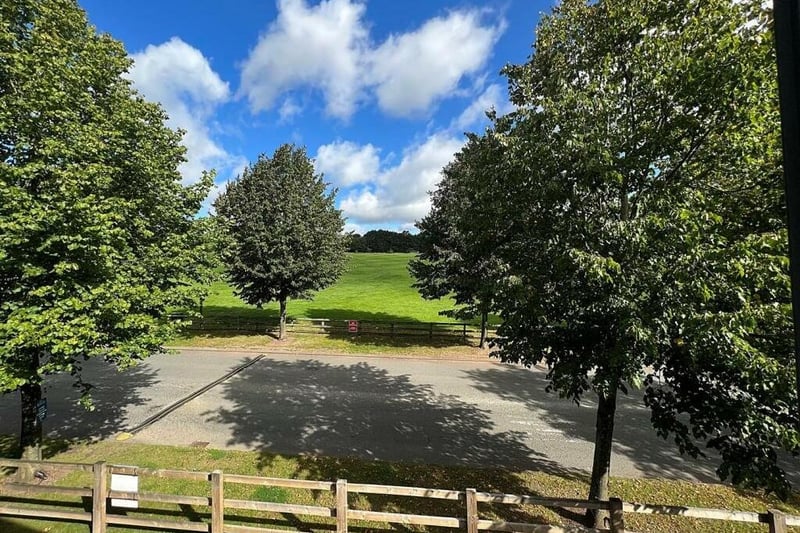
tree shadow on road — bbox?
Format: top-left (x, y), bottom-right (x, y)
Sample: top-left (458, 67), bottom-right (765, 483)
top-left (205, 357), bottom-right (588, 529)
top-left (462, 364), bottom-right (719, 483)
top-left (0, 360), bottom-right (160, 446)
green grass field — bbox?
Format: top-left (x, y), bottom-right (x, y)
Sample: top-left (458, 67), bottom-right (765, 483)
top-left (202, 253), bottom-right (458, 323)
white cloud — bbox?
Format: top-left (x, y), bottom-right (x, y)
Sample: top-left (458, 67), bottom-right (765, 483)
top-left (339, 133), bottom-right (464, 224)
top-left (239, 1), bottom-right (504, 119)
top-left (322, 81), bottom-right (513, 227)
top-left (368, 11), bottom-right (503, 116)
top-left (239, 0), bottom-right (368, 119)
top-left (343, 222), bottom-right (367, 235)
top-left (278, 97), bottom-right (303, 122)
top-left (128, 37), bottom-right (242, 185)
top-left (198, 156), bottom-right (248, 216)
top-left (130, 37), bottom-right (229, 106)
top-left (315, 141), bottom-right (380, 187)
top-left (451, 83), bottom-right (513, 131)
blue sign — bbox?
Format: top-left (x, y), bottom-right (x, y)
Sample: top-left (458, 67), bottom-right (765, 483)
top-left (36, 398), bottom-right (47, 421)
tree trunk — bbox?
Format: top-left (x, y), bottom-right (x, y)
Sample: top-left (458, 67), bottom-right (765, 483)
top-left (587, 385), bottom-right (618, 529)
top-left (19, 377), bottom-right (43, 480)
top-left (479, 311), bottom-right (488, 349)
top-left (279, 297), bottom-right (287, 340)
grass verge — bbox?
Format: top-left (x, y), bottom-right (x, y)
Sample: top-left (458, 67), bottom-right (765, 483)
top-left (167, 331), bottom-right (491, 359)
top-left (1, 438), bottom-right (799, 533)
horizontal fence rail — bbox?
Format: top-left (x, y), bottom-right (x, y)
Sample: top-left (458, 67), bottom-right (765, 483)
top-left (1, 458), bottom-right (799, 533)
top-left (177, 315), bottom-right (497, 341)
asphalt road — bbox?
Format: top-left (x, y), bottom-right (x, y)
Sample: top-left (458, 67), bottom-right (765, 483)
top-left (0, 348), bottom-right (731, 481)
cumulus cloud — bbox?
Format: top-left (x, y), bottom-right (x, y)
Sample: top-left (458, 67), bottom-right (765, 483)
top-left (315, 141), bottom-right (380, 187)
top-left (239, 0), bottom-right (504, 119)
top-left (239, 0), bottom-right (368, 119)
top-left (198, 156), bottom-right (248, 216)
top-left (368, 11), bottom-right (503, 116)
top-left (128, 37), bottom-right (242, 185)
top-left (278, 97), bottom-right (303, 122)
top-left (321, 81), bottom-right (514, 228)
top-left (338, 133), bottom-right (464, 224)
top-left (451, 83), bottom-right (514, 131)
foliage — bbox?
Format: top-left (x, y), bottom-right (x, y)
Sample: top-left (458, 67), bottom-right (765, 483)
top-left (410, 132), bottom-right (508, 345)
top-left (0, 0), bottom-right (212, 455)
top-left (486, 0), bottom-right (797, 501)
top-left (214, 144), bottom-right (347, 337)
top-left (190, 216), bottom-right (229, 307)
top-left (348, 230), bottom-right (421, 253)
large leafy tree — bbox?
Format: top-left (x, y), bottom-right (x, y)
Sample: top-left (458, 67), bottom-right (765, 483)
top-left (214, 145), bottom-right (347, 339)
top-left (0, 0), bottom-right (212, 460)
top-left (488, 0), bottom-right (796, 523)
top-left (410, 132), bottom-right (508, 347)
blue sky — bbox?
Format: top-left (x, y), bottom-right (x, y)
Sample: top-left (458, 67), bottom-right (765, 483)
top-left (78, 0), bottom-right (553, 232)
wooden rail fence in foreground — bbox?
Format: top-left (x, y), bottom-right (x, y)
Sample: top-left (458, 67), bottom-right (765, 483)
top-left (181, 315), bottom-right (496, 341)
top-left (1, 459), bottom-right (798, 532)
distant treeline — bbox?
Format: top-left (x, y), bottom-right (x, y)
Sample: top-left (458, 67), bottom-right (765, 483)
top-left (347, 230), bottom-right (421, 253)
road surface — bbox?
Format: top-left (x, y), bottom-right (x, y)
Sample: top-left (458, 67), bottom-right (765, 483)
top-left (0, 349), bottom-right (725, 481)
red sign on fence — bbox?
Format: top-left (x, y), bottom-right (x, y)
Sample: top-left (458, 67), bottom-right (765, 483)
top-left (348, 320), bottom-right (359, 333)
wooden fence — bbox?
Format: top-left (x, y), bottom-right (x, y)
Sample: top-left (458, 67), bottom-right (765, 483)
top-left (182, 316), bottom-right (496, 341)
top-left (1, 458), bottom-right (799, 532)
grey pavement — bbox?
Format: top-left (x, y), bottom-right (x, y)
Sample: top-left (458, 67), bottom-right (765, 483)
top-left (0, 349), bottom-right (744, 481)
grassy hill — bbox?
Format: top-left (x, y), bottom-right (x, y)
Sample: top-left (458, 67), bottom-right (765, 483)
top-left (202, 253), bottom-right (457, 323)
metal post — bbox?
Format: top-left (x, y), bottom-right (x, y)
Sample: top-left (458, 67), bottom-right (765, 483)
top-left (774, 0), bottom-right (800, 421)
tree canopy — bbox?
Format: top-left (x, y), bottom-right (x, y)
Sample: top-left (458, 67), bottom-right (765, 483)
top-left (410, 131), bottom-right (508, 347)
top-left (214, 144), bottom-right (347, 339)
top-left (488, 0), bottom-right (796, 510)
top-left (0, 0), bottom-right (213, 459)
top-left (410, 0), bottom-right (797, 520)
top-left (347, 230), bottom-right (421, 253)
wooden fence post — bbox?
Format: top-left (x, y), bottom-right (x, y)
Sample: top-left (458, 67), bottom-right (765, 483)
top-left (465, 488), bottom-right (478, 533)
top-left (463, 324), bottom-right (467, 340)
top-left (336, 479), bottom-right (348, 533)
top-left (608, 498), bottom-right (625, 532)
top-left (211, 470), bottom-right (224, 533)
top-left (768, 509), bottom-right (788, 533)
top-left (91, 461), bottom-right (107, 533)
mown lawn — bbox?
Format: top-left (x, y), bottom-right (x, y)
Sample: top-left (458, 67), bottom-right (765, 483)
top-left (172, 253), bottom-right (499, 353)
top-left (200, 253), bottom-right (458, 323)
top-left (1, 438), bottom-right (799, 533)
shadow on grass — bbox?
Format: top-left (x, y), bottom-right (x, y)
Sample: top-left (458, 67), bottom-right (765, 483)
top-left (181, 305), bottom-right (485, 349)
top-left (199, 305), bottom-right (428, 323)
top-left (0, 517), bottom-right (80, 533)
top-left (0, 435), bottom-right (71, 460)
top-left (321, 332), bottom-right (476, 349)
top-left (204, 357), bottom-right (589, 529)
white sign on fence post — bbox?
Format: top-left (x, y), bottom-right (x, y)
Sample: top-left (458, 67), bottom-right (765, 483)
top-left (110, 471), bottom-right (139, 509)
